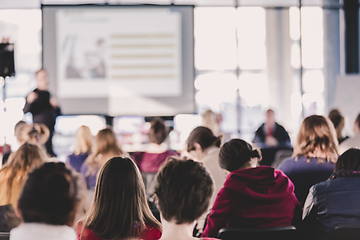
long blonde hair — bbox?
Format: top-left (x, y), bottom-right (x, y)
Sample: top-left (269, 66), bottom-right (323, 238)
top-left (294, 115), bottom-right (338, 162)
top-left (81, 157), bottom-right (161, 239)
top-left (1, 143), bottom-right (46, 203)
top-left (84, 128), bottom-right (123, 174)
top-left (74, 125), bottom-right (92, 155)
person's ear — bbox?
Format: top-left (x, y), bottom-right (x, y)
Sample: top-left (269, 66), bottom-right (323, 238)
top-left (194, 143), bottom-right (202, 152)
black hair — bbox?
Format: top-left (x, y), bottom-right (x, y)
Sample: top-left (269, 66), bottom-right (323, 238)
top-left (186, 126), bottom-right (221, 152)
top-left (335, 148), bottom-right (360, 172)
top-left (148, 118), bottom-right (168, 145)
top-left (18, 162), bottom-right (79, 225)
top-left (219, 139), bottom-right (261, 172)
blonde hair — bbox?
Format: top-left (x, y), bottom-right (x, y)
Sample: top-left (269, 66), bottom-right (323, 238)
top-left (1, 143), bottom-right (46, 203)
top-left (84, 128), bottom-right (123, 175)
top-left (74, 125), bottom-right (92, 155)
top-left (294, 115), bottom-right (338, 162)
top-left (202, 109), bottom-right (220, 136)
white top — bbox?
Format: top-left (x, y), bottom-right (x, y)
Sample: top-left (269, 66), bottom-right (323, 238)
top-left (197, 146), bottom-right (227, 231)
top-left (338, 133), bottom-right (360, 155)
top-left (10, 223), bottom-right (77, 240)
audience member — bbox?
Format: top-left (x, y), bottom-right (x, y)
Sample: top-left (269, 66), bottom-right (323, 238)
top-left (186, 126), bottom-right (226, 233)
top-left (80, 128), bottom-right (126, 189)
top-left (253, 109), bottom-right (291, 148)
top-left (23, 69), bottom-right (61, 157)
top-left (328, 109), bottom-right (348, 144)
top-left (67, 125), bottom-right (93, 172)
top-left (339, 113), bottom-right (360, 154)
top-left (277, 115), bottom-right (338, 205)
top-left (202, 139), bottom-right (299, 237)
top-left (2, 120), bottom-right (26, 165)
top-left (202, 109), bottom-right (222, 136)
top-left (77, 157), bottom-right (162, 240)
top-left (302, 148), bottom-right (360, 240)
top-left (154, 157), bottom-right (214, 240)
top-left (10, 162), bottom-right (80, 240)
top-left (0, 143), bottom-right (46, 232)
top-left (133, 118), bottom-right (179, 197)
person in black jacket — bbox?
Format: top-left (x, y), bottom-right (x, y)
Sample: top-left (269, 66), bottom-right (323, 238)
top-left (302, 148), bottom-right (360, 240)
top-left (253, 109), bottom-right (291, 148)
top-left (23, 69), bottom-right (61, 157)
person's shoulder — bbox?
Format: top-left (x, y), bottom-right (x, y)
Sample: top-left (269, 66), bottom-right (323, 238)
top-left (142, 224), bottom-right (162, 240)
top-left (76, 222), bottom-right (103, 240)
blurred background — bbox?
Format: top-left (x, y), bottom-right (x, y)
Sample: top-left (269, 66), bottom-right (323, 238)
top-left (0, 0), bottom-right (354, 162)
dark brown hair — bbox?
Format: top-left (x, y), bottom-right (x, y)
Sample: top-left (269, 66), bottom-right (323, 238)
top-left (186, 126), bottom-right (221, 152)
top-left (1, 143), bottom-right (46, 203)
top-left (219, 139), bottom-right (261, 172)
top-left (335, 148), bottom-right (360, 172)
top-left (328, 109), bottom-right (345, 139)
top-left (154, 157), bottom-right (213, 224)
top-left (18, 162), bottom-right (79, 225)
top-left (82, 157), bottom-right (161, 240)
top-left (148, 118), bottom-right (168, 145)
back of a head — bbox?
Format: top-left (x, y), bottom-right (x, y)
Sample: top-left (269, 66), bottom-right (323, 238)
top-left (294, 115), bottom-right (338, 161)
top-left (186, 126), bottom-right (221, 152)
top-left (154, 157), bottom-right (213, 224)
top-left (4, 142), bottom-right (45, 173)
top-left (148, 118), bottom-right (167, 145)
top-left (356, 113), bottom-right (360, 130)
top-left (18, 162), bottom-right (79, 226)
top-left (335, 148), bottom-right (360, 172)
top-left (95, 128), bottom-right (122, 156)
top-left (75, 125), bottom-right (92, 155)
top-left (84, 157), bottom-right (160, 239)
top-left (14, 121), bottom-right (26, 137)
top-left (202, 110), bottom-right (219, 135)
top-left (219, 139), bottom-right (262, 172)
top-left (328, 109), bottom-right (345, 136)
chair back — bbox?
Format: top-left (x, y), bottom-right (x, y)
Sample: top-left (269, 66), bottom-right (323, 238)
top-left (218, 226), bottom-right (298, 240)
top-left (0, 232), bottom-right (9, 240)
top-left (330, 224), bottom-right (360, 240)
top-left (272, 149), bottom-right (293, 168)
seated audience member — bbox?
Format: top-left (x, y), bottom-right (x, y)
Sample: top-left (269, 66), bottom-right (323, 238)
top-left (328, 109), bottom-right (348, 144)
top-left (253, 109), bottom-right (291, 148)
top-left (302, 148), bottom-right (360, 240)
top-left (277, 115), bottom-right (338, 205)
top-left (202, 139), bottom-right (299, 238)
top-left (202, 109), bottom-right (222, 136)
top-left (186, 126), bottom-right (226, 233)
top-left (0, 143), bottom-right (46, 231)
top-left (132, 118), bottom-right (179, 197)
top-left (80, 128), bottom-right (127, 189)
top-left (154, 157), bottom-right (214, 240)
top-left (10, 162), bottom-right (80, 240)
top-left (2, 120), bottom-right (26, 165)
top-left (339, 113), bottom-right (360, 154)
top-left (67, 125), bottom-right (92, 172)
top-left (77, 157), bottom-right (162, 240)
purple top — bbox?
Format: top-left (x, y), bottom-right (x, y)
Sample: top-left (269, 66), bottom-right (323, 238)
top-left (80, 163), bottom-right (98, 190)
top-left (132, 150), bottom-right (179, 173)
top-left (67, 152), bottom-right (89, 173)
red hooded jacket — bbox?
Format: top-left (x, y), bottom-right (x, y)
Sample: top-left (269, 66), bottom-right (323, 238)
top-left (202, 166), bottom-right (300, 237)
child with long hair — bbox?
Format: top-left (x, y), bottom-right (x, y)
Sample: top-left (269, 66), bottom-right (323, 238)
top-left (77, 157), bottom-right (162, 240)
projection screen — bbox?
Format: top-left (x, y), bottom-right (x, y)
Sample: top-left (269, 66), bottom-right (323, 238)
top-left (42, 4), bottom-right (195, 116)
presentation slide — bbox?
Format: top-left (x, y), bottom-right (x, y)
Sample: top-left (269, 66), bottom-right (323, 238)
top-left (56, 8), bottom-right (182, 98)
top-left (42, 5), bottom-right (194, 116)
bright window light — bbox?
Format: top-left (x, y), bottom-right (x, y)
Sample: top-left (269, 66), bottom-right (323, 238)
top-left (237, 7), bottom-right (267, 70)
top-left (301, 7), bottom-right (324, 69)
top-left (302, 70), bottom-right (324, 93)
top-left (194, 7), bottom-right (237, 70)
top-left (238, 73), bottom-right (268, 107)
top-left (194, 73), bottom-right (238, 91)
top-left (289, 7), bottom-right (300, 41)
